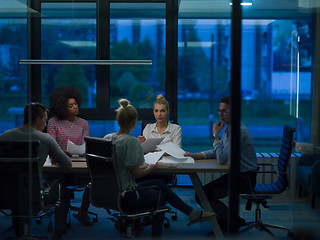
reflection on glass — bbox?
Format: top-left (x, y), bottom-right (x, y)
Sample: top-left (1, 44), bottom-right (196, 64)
top-left (0, 19), bottom-right (27, 131)
top-left (41, 3), bottom-right (96, 108)
top-left (110, 3), bottom-right (166, 108)
top-left (177, 18), bottom-right (312, 153)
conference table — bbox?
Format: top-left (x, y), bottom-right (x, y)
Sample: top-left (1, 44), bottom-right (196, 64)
top-left (43, 159), bottom-right (229, 239)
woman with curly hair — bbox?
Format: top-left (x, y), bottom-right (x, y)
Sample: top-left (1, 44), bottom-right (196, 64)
top-left (48, 86), bottom-right (89, 156)
top-left (48, 86), bottom-right (94, 227)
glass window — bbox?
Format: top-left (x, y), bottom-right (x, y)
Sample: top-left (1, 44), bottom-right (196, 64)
top-left (41, 3), bottom-right (96, 108)
top-left (0, 18), bottom-right (27, 132)
top-left (178, 19), bottom-right (232, 153)
top-left (178, 18), bottom-right (313, 153)
top-left (110, 2), bottom-right (166, 108)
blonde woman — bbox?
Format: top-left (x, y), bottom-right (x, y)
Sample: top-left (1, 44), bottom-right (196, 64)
top-left (103, 99), bottom-right (214, 238)
top-left (138, 94), bottom-right (181, 147)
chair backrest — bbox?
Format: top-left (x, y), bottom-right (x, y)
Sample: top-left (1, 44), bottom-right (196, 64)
top-left (84, 136), bottom-right (120, 211)
top-left (255, 125), bottom-right (295, 194)
top-left (0, 140), bottom-right (43, 213)
top-left (276, 125), bottom-right (296, 189)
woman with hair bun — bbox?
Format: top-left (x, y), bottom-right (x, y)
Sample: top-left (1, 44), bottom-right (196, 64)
top-left (138, 94), bottom-right (182, 147)
top-left (102, 99), bottom-right (215, 238)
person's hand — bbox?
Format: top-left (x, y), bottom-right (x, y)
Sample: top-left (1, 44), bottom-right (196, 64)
top-left (64, 150), bottom-right (72, 157)
top-left (184, 152), bottom-right (193, 157)
top-left (213, 121), bottom-right (225, 136)
top-left (146, 162), bottom-right (158, 173)
top-left (138, 135), bottom-right (146, 144)
top-left (184, 152), bottom-right (204, 160)
top-left (140, 162), bottom-right (148, 169)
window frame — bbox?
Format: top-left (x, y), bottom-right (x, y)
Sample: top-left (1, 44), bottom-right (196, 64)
top-left (28, 0), bottom-right (178, 122)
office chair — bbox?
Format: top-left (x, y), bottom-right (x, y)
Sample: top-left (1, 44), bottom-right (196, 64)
top-left (240, 125), bottom-right (296, 238)
top-left (0, 140), bottom-right (56, 239)
top-left (84, 136), bottom-right (170, 238)
top-left (140, 121), bottom-right (178, 225)
top-left (41, 125), bottom-right (98, 227)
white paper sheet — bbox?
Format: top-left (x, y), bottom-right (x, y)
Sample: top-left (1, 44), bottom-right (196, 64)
top-left (161, 155), bottom-right (195, 164)
top-left (142, 137), bottom-right (164, 153)
top-left (44, 156), bottom-right (52, 166)
top-left (156, 142), bottom-right (187, 159)
top-left (67, 139), bottom-right (85, 155)
top-left (144, 151), bottom-right (165, 164)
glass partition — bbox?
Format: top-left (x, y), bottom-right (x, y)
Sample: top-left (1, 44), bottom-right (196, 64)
top-left (0, 17), bottom-right (27, 131)
top-left (0, 1), bottom-right (319, 239)
top-left (41, 2), bottom-right (96, 108)
top-left (178, 4), bottom-right (313, 154)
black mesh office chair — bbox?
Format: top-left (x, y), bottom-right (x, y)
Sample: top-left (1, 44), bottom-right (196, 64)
top-left (240, 125), bottom-right (295, 238)
top-left (0, 140), bottom-right (56, 239)
top-left (41, 125), bottom-right (98, 227)
top-left (84, 136), bottom-right (170, 238)
top-left (140, 121), bottom-right (178, 225)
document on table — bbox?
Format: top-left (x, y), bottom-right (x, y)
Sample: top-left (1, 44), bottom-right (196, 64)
top-left (156, 142), bottom-right (195, 164)
top-left (67, 139), bottom-right (85, 155)
top-left (44, 156), bottom-right (52, 166)
top-left (142, 137), bottom-right (164, 153)
top-left (144, 151), bottom-right (165, 164)
top-left (157, 142), bottom-right (187, 159)
top-left (161, 155), bottom-right (194, 164)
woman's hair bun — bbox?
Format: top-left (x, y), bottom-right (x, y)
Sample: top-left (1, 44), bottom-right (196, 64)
top-left (119, 99), bottom-right (130, 108)
top-left (156, 94), bottom-right (164, 101)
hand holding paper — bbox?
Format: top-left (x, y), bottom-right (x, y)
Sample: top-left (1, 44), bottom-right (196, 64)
top-left (141, 137), bottom-right (164, 153)
top-left (156, 142), bottom-right (194, 164)
top-left (67, 139), bottom-right (85, 155)
top-left (144, 151), bottom-right (165, 164)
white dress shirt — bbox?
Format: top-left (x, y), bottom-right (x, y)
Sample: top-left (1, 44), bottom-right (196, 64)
top-left (142, 122), bottom-right (182, 147)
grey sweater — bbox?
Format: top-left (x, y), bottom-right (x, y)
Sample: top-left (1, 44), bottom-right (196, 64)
top-left (0, 127), bottom-right (72, 170)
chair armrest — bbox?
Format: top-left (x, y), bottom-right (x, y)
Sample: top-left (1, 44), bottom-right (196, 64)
top-left (122, 185), bottom-right (160, 195)
top-left (122, 185), bottom-right (163, 213)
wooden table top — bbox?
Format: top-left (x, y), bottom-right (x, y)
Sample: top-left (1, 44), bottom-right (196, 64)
top-left (43, 159), bottom-right (229, 174)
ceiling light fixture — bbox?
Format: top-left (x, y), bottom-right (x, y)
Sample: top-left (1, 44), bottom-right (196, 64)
top-left (229, 1), bottom-right (253, 6)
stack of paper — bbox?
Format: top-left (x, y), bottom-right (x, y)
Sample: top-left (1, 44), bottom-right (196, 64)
top-left (144, 142), bottom-right (194, 164)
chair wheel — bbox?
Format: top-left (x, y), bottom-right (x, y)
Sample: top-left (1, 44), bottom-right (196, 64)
top-left (92, 217), bottom-right (98, 223)
top-left (164, 222), bottom-right (170, 228)
top-left (171, 215), bottom-right (177, 221)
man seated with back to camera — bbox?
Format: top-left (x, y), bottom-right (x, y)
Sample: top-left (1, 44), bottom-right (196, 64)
top-left (185, 96), bottom-right (259, 234)
top-left (0, 102), bottom-right (72, 240)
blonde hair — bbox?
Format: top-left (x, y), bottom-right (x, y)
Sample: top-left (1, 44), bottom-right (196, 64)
top-left (116, 99), bottom-right (138, 128)
top-left (154, 94), bottom-right (169, 110)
